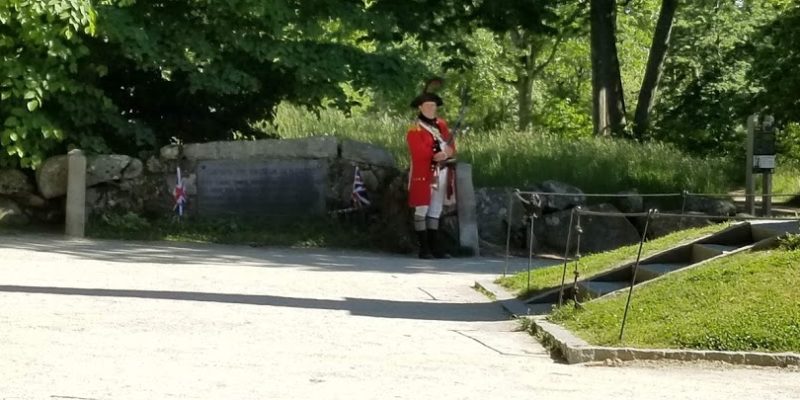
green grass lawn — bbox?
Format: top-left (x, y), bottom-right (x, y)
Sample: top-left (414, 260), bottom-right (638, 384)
top-left (497, 223), bottom-right (732, 298)
top-left (549, 249), bottom-right (800, 353)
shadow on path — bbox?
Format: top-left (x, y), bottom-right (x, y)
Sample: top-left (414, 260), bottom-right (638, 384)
top-left (0, 232), bottom-right (559, 276)
top-left (0, 284), bottom-right (509, 322)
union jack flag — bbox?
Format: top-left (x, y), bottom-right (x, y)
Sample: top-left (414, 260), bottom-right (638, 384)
top-left (174, 167), bottom-right (187, 217)
top-left (351, 166), bottom-right (371, 209)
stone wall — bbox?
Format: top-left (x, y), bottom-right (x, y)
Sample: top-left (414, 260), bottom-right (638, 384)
top-left (156, 137), bottom-right (416, 252)
top-left (1, 139), bottom-right (740, 257)
top-left (0, 137), bottom-right (421, 252)
top-left (154, 137), bottom-right (399, 216)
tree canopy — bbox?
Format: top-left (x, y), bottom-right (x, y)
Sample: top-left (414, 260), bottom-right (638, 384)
top-left (1, 0), bottom-right (799, 167)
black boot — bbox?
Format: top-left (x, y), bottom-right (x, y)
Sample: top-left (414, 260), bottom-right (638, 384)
top-left (416, 230), bottom-right (433, 259)
top-left (427, 229), bottom-right (451, 259)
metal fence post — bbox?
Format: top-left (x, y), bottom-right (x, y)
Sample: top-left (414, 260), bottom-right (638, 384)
top-left (619, 208), bottom-right (657, 342)
top-left (558, 208), bottom-right (576, 307)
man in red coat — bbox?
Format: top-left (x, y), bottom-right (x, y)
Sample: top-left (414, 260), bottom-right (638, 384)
top-left (407, 91), bottom-right (456, 259)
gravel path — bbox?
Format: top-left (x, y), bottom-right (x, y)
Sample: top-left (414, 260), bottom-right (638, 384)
top-left (0, 233), bottom-right (797, 399)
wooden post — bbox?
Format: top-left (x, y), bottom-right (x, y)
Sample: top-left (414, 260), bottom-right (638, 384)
top-left (745, 115), bottom-right (756, 215)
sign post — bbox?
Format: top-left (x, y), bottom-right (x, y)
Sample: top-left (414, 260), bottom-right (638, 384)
top-left (745, 114), bottom-right (777, 217)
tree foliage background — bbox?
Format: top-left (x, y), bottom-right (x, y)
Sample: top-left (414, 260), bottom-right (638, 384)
top-left (2, 0), bottom-right (799, 169)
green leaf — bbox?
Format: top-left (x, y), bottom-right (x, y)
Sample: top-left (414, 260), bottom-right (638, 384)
top-left (27, 100), bottom-right (39, 111)
top-left (4, 116), bottom-right (18, 127)
top-left (0, 130), bottom-right (10, 146)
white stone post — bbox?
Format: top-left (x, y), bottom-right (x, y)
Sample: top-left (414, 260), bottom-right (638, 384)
top-left (65, 149), bottom-right (87, 237)
top-left (456, 163), bottom-right (480, 256)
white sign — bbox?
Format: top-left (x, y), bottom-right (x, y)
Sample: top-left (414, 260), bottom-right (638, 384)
top-left (753, 155), bottom-right (776, 169)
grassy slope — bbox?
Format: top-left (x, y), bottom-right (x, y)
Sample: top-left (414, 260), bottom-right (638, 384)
top-left (497, 223), bottom-right (732, 298)
top-left (549, 249), bottom-right (800, 352)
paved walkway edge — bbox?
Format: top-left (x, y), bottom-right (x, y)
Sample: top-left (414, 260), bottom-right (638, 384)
top-left (474, 279), bottom-right (800, 368)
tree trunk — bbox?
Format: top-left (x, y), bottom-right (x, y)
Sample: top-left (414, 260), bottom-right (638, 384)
top-left (633, 0), bottom-right (677, 139)
top-left (517, 58), bottom-right (535, 131)
top-left (590, 0), bottom-right (627, 136)
top-left (517, 74), bottom-right (534, 131)
top-left (511, 21), bottom-right (571, 132)
top-left (516, 40), bottom-right (538, 132)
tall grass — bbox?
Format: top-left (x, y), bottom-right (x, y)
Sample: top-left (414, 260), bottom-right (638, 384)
top-left (263, 102), bottom-right (408, 163)
top-left (459, 131), bottom-right (737, 193)
top-left (756, 161), bottom-right (800, 201)
top-left (263, 103), bottom-right (739, 194)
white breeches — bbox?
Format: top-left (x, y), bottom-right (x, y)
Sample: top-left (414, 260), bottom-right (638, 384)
top-left (414, 167), bottom-right (448, 229)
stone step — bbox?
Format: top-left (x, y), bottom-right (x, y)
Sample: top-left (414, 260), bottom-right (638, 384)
top-left (524, 302), bottom-right (557, 315)
top-left (580, 280), bottom-right (630, 298)
top-left (750, 220), bottom-right (800, 242)
top-left (563, 221), bottom-right (799, 307)
top-left (636, 262), bottom-right (692, 282)
top-left (691, 243), bottom-right (740, 263)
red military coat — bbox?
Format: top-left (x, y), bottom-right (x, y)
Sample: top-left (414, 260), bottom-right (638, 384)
top-left (406, 118), bottom-right (457, 207)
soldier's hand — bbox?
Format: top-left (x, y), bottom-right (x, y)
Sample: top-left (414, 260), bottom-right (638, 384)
top-left (433, 152), bottom-right (448, 162)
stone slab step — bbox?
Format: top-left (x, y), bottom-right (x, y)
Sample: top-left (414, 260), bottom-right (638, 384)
top-left (692, 243), bottom-right (740, 263)
top-left (750, 220), bottom-right (800, 242)
top-left (636, 262), bottom-right (692, 282)
top-left (580, 280), bottom-right (629, 298)
top-left (523, 302), bottom-right (557, 315)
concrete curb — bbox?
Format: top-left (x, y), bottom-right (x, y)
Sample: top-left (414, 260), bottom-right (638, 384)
top-left (474, 280), bottom-right (800, 368)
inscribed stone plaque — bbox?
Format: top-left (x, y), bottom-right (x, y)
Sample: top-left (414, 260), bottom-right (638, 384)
top-left (197, 159), bottom-right (327, 216)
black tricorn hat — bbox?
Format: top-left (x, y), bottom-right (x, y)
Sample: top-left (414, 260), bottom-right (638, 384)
top-left (410, 92), bottom-right (443, 108)
top-left (410, 77), bottom-right (444, 108)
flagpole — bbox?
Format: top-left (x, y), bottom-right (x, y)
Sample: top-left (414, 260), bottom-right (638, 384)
top-left (175, 166), bottom-right (184, 220)
top-left (353, 166), bottom-right (359, 209)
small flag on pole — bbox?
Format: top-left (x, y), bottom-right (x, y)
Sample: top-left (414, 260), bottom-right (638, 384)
top-left (351, 166), bottom-right (371, 209)
top-left (174, 167), bottom-right (187, 217)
